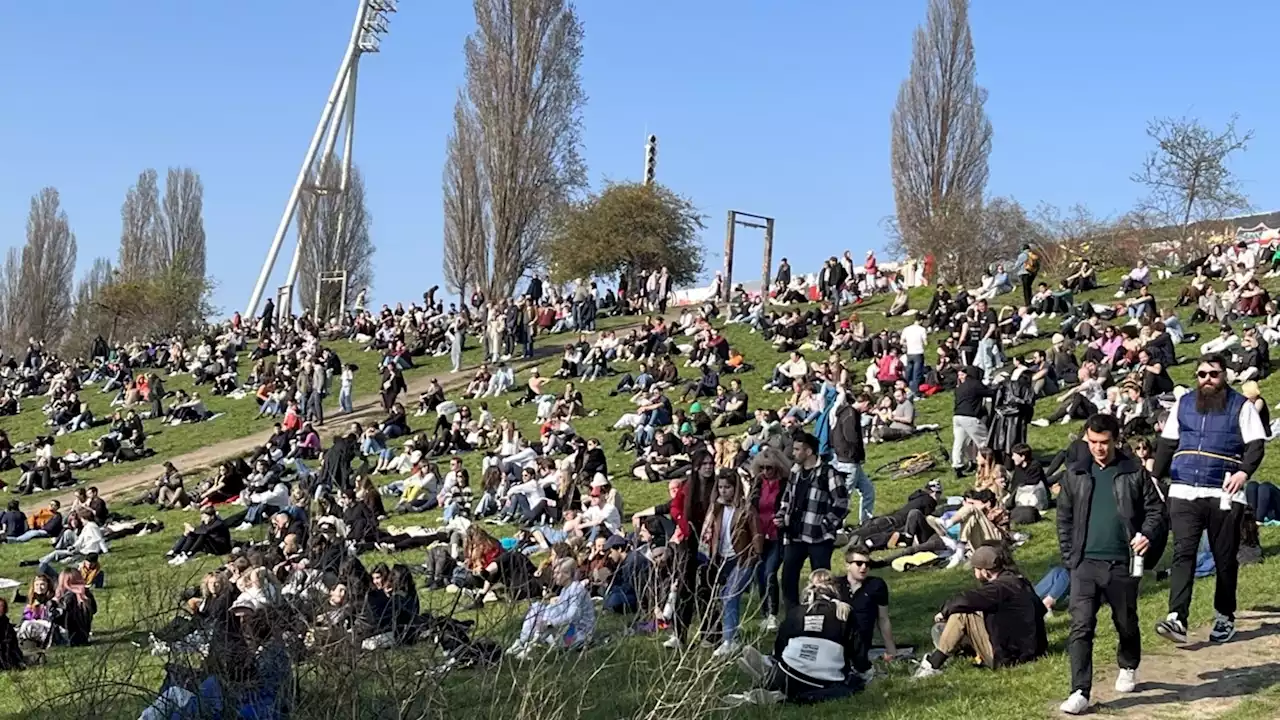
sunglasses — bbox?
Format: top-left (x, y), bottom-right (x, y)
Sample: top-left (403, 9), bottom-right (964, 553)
top-left (848, 560), bottom-right (869, 568)
top-left (1196, 370), bottom-right (1222, 379)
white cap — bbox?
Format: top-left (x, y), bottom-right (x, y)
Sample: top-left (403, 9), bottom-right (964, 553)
top-left (590, 473), bottom-right (609, 488)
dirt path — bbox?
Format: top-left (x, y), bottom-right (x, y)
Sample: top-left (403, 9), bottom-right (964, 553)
top-left (1072, 608), bottom-right (1280, 718)
top-left (70, 345), bottom-right (563, 506)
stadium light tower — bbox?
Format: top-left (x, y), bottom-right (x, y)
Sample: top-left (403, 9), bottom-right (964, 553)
top-left (245, 0), bottom-right (397, 320)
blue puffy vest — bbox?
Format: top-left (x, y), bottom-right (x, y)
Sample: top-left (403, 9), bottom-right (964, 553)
top-left (1171, 388), bottom-right (1246, 489)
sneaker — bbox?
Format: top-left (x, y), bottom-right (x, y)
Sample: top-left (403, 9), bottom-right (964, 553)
top-left (661, 634), bottom-right (683, 651)
top-left (1155, 613), bottom-right (1189, 643)
top-left (1030, 418), bottom-right (1050, 428)
top-left (761, 615), bottom-right (778, 632)
top-left (1115, 667), bottom-right (1137, 693)
top-left (712, 640), bottom-right (741, 659)
top-left (1059, 415), bottom-right (1072, 425)
top-left (234, 522), bottom-right (253, 532)
top-left (723, 689), bottom-right (784, 708)
top-left (912, 658), bottom-right (942, 679)
top-left (1210, 613), bottom-right (1236, 643)
top-left (1059, 690), bottom-right (1090, 715)
top-left (738, 646), bottom-right (771, 682)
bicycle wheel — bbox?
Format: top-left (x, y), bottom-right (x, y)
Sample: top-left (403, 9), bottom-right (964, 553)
top-left (890, 457), bottom-right (936, 481)
top-left (874, 455), bottom-right (921, 475)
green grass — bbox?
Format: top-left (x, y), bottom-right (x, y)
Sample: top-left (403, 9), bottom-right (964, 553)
top-left (3, 273), bottom-right (1280, 719)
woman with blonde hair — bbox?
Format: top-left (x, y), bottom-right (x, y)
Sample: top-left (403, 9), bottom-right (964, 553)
top-left (972, 447), bottom-right (1008, 503)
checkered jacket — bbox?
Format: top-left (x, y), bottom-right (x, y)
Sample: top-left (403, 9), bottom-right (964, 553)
top-left (775, 460), bottom-right (849, 545)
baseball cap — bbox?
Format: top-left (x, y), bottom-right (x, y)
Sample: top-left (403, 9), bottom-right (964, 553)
top-left (970, 545), bottom-right (1002, 571)
top-left (603, 535), bottom-right (628, 551)
top-left (590, 473), bottom-right (609, 488)
top-left (1051, 333), bottom-right (1065, 345)
top-left (926, 479), bottom-right (943, 493)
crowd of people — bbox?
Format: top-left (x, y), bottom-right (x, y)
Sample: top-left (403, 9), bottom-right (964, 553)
top-left (0, 244), bottom-right (1277, 719)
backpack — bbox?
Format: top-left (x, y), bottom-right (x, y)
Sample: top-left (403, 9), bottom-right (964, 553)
top-left (1024, 250), bottom-right (1041, 274)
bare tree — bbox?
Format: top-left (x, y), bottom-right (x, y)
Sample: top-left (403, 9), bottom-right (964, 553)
top-left (156, 167), bottom-right (207, 280)
top-left (65, 257), bottom-right (116, 354)
top-left (462, 0), bottom-right (587, 298)
top-left (297, 155), bottom-right (374, 321)
top-left (119, 168), bottom-right (160, 281)
top-left (1132, 115), bottom-right (1253, 241)
top-left (443, 94), bottom-right (490, 302)
top-left (0, 248), bottom-right (23, 351)
top-left (16, 188), bottom-right (78, 346)
top-left (890, 0), bottom-right (992, 285)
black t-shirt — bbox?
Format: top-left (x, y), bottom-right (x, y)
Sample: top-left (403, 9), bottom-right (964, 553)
top-left (975, 310), bottom-right (998, 340)
top-left (836, 576), bottom-right (889, 656)
top-left (1012, 462), bottom-right (1048, 488)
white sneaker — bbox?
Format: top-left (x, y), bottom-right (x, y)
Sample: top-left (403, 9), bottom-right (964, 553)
top-left (712, 640), bottom-right (741, 658)
top-left (761, 615), bottom-right (778, 632)
top-left (234, 522), bottom-right (253, 532)
top-left (1031, 418), bottom-right (1050, 427)
top-left (946, 547), bottom-right (967, 569)
top-left (1060, 415), bottom-right (1072, 425)
top-left (662, 634), bottom-right (683, 651)
top-left (1115, 667), bottom-right (1137, 693)
top-left (912, 658), bottom-right (942, 679)
top-left (1059, 690), bottom-right (1090, 715)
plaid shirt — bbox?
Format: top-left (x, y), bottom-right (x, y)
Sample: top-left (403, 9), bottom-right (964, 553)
top-left (775, 460), bottom-right (849, 545)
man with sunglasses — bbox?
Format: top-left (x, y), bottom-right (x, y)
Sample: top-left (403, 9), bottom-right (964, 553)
top-left (1153, 353), bottom-right (1267, 645)
top-left (835, 548), bottom-right (897, 684)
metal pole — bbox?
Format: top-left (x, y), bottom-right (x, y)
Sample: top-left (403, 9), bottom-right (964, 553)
top-left (326, 61), bottom-right (359, 311)
top-left (244, 0), bottom-right (369, 319)
top-left (723, 211), bottom-right (736, 303)
top-left (284, 66), bottom-right (353, 308)
top-left (761, 217), bottom-right (775, 297)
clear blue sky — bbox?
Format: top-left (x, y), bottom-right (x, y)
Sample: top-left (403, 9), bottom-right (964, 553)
top-left (1, 0), bottom-right (1277, 315)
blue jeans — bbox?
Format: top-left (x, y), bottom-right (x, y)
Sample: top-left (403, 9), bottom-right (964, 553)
top-left (720, 557), bottom-right (756, 642)
top-left (6, 529), bottom-right (48, 543)
top-left (840, 463), bottom-right (875, 524)
top-left (1035, 565), bottom-right (1070, 605)
top-left (906, 353), bottom-right (924, 394)
top-left (339, 387), bottom-right (353, 413)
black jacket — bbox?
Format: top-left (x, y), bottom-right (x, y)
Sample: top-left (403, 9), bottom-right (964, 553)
top-left (830, 403), bottom-right (864, 465)
top-left (1056, 451), bottom-right (1166, 570)
top-left (940, 571), bottom-right (1047, 668)
top-left (953, 376), bottom-right (994, 418)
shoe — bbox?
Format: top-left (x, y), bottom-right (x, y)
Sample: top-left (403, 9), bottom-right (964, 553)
top-left (234, 522), bottom-right (253, 532)
top-left (912, 658), bottom-right (942, 679)
top-left (1059, 415), bottom-right (1072, 425)
top-left (761, 615), bottom-right (778, 632)
top-left (1030, 418), bottom-right (1050, 427)
top-left (738, 646), bottom-right (770, 682)
top-left (662, 634), bottom-right (683, 650)
top-left (1059, 690), bottom-right (1090, 715)
top-left (1115, 667), bottom-right (1137, 693)
top-left (1155, 613), bottom-right (1189, 643)
top-left (946, 546), bottom-right (967, 569)
top-left (711, 640), bottom-right (741, 659)
top-left (1210, 613), bottom-right (1236, 643)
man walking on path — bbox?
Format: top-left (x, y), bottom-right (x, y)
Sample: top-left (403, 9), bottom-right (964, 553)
top-left (1152, 353), bottom-right (1266, 645)
top-left (951, 366), bottom-right (993, 478)
top-left (1057, 414), bottom-right (1165, 715)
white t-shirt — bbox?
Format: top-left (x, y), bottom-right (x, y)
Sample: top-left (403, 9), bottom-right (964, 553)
top-left (1160, 393), bottom-right (1267, 503)
top-left (718, 506), bottom-right (737, 559)
top-left (901, 323), bottom-right (928, 356)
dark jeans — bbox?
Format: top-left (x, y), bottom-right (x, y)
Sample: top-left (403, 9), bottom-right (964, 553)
top-left (756, 538), bottom-right (782, 618)
top-left (1068, 559), bottom-right (1141, 697)
top-left (1246, 481), bottom-right (1280, 522)
top-left (780, 540), bottom-right (834, 610)
top-left (764, 663), bottom-right (862, 704)
top-left (1020, 272), bottom-right (1036, 308)
top-left (1169, 497), bottom-right (1243, 623)
top-left (905, 354), bottom-right (924, 395)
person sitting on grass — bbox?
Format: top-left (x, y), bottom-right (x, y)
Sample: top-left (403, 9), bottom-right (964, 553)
top-left (835, 548), bottom-right (898, 685)
top-left (913, 545), bottom-right (1047, 678)
top-left (167, 506), bottom-right (232, 567)
top-left (51, 568), bottom-right (97, 646)
top-left (507, 557), bottom-right (595, 660)
top-left (729, 569), bottom-right (863, 707)
top-left (0, 598), bottom-right (26, 670)
top-left (32, 510), bottom-right (108, 578)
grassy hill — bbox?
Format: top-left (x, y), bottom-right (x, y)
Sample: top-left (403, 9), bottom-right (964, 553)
top-left (2, 269), bottom-right (1280, 719)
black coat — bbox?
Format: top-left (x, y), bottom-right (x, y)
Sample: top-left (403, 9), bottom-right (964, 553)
top-left (985, 379), bottom-right (1034, 463)
top-left (940, 571), bottom-right (1046, 668)
top-left (830, 403), bottom-right (865, 465)
top-left (1056, 451), bottom-right (1167, 570)
top-left (0, 615), bottom-right (24, 669)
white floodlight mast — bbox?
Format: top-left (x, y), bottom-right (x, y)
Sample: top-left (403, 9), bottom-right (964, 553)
top-left (244, 0), bottom-right (394, 319)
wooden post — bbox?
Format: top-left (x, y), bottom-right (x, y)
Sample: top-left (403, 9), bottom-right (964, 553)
top-left (723, 211), bottom-right (736, 303)
top-left (761, 217), bottom-right (775, 298)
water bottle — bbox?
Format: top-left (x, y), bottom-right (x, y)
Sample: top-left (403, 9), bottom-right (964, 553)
top-left (1129, 551), bottom-right (1144, 578)
top-left (1220, 474), bottom-right (1234, 512)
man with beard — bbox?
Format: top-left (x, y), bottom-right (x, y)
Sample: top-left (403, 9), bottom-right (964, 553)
top-left (1153, 354), bottom-right (1266, 645)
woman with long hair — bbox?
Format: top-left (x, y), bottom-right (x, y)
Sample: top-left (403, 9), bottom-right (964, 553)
top-left (664, 449), bottom-right (717, 650)
top-left (53, 568), bottom-right (97, 646)
top-left (701, 471), bottom-right (762, 657)
top-left (749, 448), bottom-right (788, 631)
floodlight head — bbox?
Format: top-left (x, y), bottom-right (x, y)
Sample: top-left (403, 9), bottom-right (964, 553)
top-left (367, 0), bottom-right (397, 12)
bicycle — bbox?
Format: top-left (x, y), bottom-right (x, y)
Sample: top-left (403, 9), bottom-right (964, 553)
top-left (872, 426), bottom-right (947, 481)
